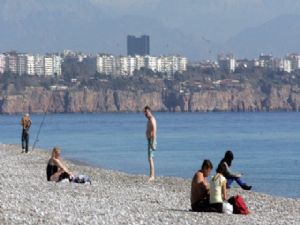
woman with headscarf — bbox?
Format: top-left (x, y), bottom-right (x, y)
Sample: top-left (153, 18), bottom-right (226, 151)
top-left (218, 150), bottom-right (252, 190)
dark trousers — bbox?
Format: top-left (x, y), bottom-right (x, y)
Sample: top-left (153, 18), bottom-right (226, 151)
top-left (21, 129), bottom-right (29, 152)
top-left (192, 201), bottom-right (223, 213)
top-left (191, 199), bottom-right (210, 212)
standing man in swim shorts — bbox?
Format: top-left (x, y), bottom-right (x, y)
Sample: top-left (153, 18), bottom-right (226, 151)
top-left (20, 113), bottom-right (32, 153)
top-left (144, 106), bottom-right (157, 181)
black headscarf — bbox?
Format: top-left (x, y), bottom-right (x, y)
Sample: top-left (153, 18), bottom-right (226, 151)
top-left (220, 150), bottom-right (234, 167)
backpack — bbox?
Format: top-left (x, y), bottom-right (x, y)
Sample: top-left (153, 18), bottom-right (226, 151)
top-left (228, 195), bottom-right (250, 215)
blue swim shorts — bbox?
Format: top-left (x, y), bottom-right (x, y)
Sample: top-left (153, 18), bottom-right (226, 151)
top-left (147, 137), bottom-right (157, 158)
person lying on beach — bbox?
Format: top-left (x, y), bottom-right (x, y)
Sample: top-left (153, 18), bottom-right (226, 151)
top-left (46, 147), bottom-right (73, 182)
top-left (190, 159), bottom-right (213, 212)
top-left (209, 163), bottom-right (228, 213)
top-left (218, 150), bottom-right (252, 190)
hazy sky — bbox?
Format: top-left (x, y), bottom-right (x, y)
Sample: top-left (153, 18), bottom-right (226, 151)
top-left (1, 0), bottom-right (300, 59)
top-left (2, 0), bottom-right (300, 40)
top-left (88, 0), bottom-right (300, 39)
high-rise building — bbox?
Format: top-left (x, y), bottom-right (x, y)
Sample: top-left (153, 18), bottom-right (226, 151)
top-left (52, 55), bottom-right (62, 76)
top-left (26, 54), bottom-right (35, 75)
top-left (96, 54), bottom-right (187, 76)
top-left (96, 54), bottom-right (116, 75)
top-left (127, 35), bottom-right (150, 56)
top-left (7, 52), bottom-right (18, 74)
top-left (44, 56), bottom-right (54, 76)
top-left (34, 55), bottom-right (44, 76)
top-left (144, 56), bottom-right (157, 72)
top-left (286, 53), bottom-right (300, 71)
top-left (0, 54), bottom-right (6, 74)
top-left (17, 54), bottom-right (27, 76)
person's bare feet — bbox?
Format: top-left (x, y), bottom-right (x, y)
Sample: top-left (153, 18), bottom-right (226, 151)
top-left (148, 176), bottom-right (155, 182)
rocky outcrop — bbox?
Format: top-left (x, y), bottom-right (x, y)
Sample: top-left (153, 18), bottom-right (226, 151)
top-left (1, 84), bottom-right (300, 114)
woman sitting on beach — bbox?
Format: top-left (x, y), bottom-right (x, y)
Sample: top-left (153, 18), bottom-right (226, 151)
top-left (46, 147), bottom-right (73, 182)
top-left (190, 159), bottom-right (213, 212)
top-left (209, 164), bottom-right (228, 213)
top-left (218, 150), bottom-right (252, 190)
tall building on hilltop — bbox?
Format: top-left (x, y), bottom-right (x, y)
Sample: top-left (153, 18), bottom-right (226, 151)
top-left (127, 35), bottom-right (150, 56)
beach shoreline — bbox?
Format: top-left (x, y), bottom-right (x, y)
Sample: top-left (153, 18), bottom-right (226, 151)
top-left (0, 143), bottom-right (299, 225)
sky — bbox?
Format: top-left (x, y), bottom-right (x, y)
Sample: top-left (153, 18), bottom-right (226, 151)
top-left (87, 0), bottom-right (300, 39)
top-left (1, 0), bottom-right (300, 59)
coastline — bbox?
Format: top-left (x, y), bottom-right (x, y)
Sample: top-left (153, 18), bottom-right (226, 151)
top-left (1, 144), bottom-right (299, 225)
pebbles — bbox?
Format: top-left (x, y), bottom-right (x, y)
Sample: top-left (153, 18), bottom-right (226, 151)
top-left (0, 144), bottom-right (299, 225)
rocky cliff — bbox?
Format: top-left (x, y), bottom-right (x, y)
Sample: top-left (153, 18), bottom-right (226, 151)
top-left (1, 84), bottom-right (300, 114)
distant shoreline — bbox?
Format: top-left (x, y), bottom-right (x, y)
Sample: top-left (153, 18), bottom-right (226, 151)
top-left (1, 110), bottom-right (300, 116)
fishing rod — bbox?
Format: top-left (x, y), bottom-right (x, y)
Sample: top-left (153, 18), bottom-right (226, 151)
top-left (31, 91), bottom-right (54, 151)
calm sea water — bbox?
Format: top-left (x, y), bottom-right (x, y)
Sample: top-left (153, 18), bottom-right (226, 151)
top-left (1, 112), bottom-right (299, 198)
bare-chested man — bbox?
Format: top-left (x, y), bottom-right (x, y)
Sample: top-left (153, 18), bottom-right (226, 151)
top-left (191, 159), bottom-right (213, 212)
top-left (144, 106), bottom-right (157, 181)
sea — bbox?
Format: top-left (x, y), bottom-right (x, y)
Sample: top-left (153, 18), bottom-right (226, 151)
top-left (1, 112), bottom-right (299, 198)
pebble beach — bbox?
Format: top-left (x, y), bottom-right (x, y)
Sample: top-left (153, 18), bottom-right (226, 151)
top-left (0, 144), bottom-right (299, 225)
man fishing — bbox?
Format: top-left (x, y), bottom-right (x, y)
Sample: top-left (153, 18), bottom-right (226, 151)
top-left (20, 113), bottom-right (32, 153)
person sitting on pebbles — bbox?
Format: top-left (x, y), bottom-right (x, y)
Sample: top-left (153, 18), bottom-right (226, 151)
top-left (209, 163), bottom-right (228, 213)
top-left (190, 159), bottom-right (213, 212)
top-left (218, 150), bottom-right (252, 190)
top-left (46, 147), bottom-right (74, 182)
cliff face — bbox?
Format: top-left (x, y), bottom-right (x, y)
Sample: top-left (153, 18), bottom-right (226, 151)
top-left (0, 87), bottom-right (165, 114)
top-left (1, 84), bottom-right (300, 114)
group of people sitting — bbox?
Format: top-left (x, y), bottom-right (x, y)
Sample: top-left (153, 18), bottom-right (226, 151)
top-left (191, 150), bottom-right (252, 213)
top-left (46, 147), bottom-right (251, 213)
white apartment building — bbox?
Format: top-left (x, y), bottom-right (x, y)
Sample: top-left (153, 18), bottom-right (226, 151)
top-left (273, 58), bottom-right (292, 73)
top-left (144, 55), bottom-right (157, 72)
top-left (44, 56), bottom-right (54, 76)
top-left (135, 55), bottom-right (145, 70)
top-left (0, 53), bottom-right (6, 73)
top-left (156, 57), bottom-right (163, 72)
top-left (52, 55), bottom-right (62, 76)
top-left (160, 56), bottom-right (174, 74)
top-left (281, 59), bottom-right (292, 73)
top-left (26, 55), bottom-right (35, 75)
top-left (17, 54), bottom-right (27, 76)
top-left (0, 52), bottom-right (62, 76)
top-left (44, 55), bottom-right (62, 76)
top-left (96, 55), bottom-right (115, 75)
top-left (7, 53), bottom-right (18, 74)
top-left (119, 56), bottom-right (129, 76)
top-left (178, 57), bottom-right (188, 72)
top-left (286, 54), bottom-right (300, 71)
top-left (96, 54), bottom-right (188, 76)
top-left (34, 55), bottom-right (44, 76)
top-left (128, 56), bottom-right (136, 76)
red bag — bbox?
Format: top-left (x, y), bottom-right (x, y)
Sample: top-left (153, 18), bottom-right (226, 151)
top-left (228, 195), bottom-right (250, 215)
